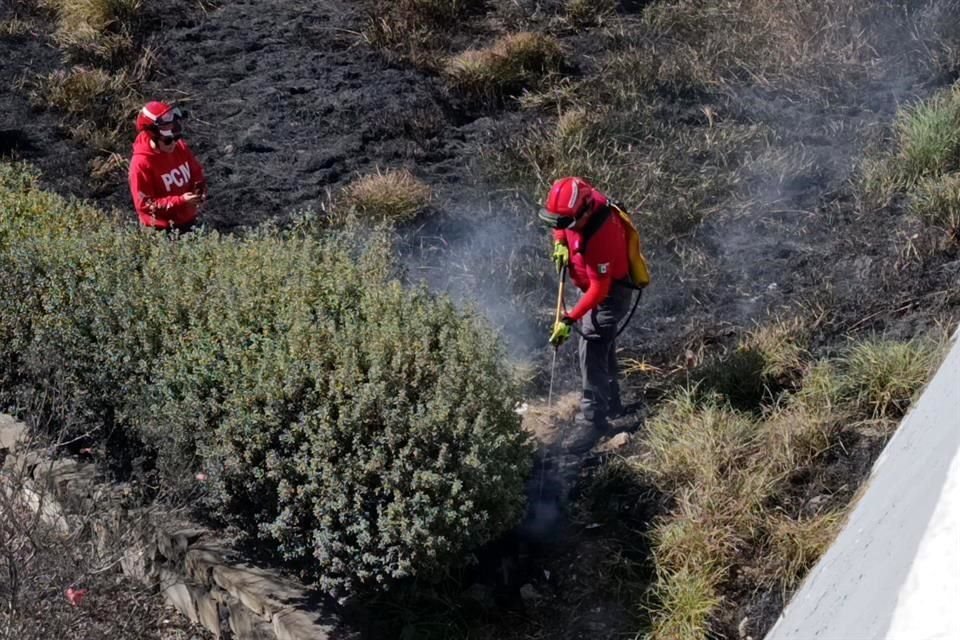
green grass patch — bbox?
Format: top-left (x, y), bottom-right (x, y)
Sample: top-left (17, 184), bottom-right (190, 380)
top-left (895, 87), bottom-right (960, 183)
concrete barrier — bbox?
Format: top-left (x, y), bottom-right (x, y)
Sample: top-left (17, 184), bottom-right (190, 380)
top-left (766, 329), bottom-right (960, 640)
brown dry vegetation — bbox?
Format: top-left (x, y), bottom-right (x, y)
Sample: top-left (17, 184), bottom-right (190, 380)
top-left (444, 31), bottom-right (565, 103)
top-left (340, 168), bottom-right (433, 223)
top-left (14, 0), bottom-right (156, 171)
top-left (597, 328), bottom-right (945, 640)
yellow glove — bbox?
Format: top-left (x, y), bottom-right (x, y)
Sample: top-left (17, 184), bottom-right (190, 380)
top-left (549, 318), bottom-right (573, 347)
top-left (552, 242), bottom-right (570, 274)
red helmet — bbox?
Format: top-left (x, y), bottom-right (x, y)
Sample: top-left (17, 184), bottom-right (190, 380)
top-left (136, 101), bottom-right (183, 140)
top-left (538, 177), bottom-right (595, 229)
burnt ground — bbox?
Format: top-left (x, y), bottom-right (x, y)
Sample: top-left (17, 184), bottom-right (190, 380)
top-left (4, 1), bottom-right (960, 639)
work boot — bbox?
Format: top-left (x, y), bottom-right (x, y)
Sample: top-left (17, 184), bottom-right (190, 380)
top-left (608, 398), bottom-right (625, 419)
top-left (562, 414), bottom-right (607, 454)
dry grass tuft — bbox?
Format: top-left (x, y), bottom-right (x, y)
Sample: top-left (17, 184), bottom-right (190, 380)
top-left (42, 0), bottom-right (143, 64)
top-left (763, 509), bottom-right (846, 591)
top-left (839, 336), bottom-right (942, 419)
top-left (646, 564), bottom-right (722, 640)
top-left (910, 172), bottom-right (960, 239)
top-left (0, 16), bottom-right (33, 39)
top-left (642, 388), bottom-right (762, 491)
top-left (741, 316), bottom-right (811, 382)
top-left (564, 0), bottom-right (616, 28)
top-left (340, 168), bottom-right (432, 223)
top-left (27, 66), bottom-right (142, 150)
top-left (617, 326), bottom-right (943, 638)
top-left (444, 31), bottom-right (564, 101)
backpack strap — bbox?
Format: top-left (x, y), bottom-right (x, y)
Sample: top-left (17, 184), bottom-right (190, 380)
top-left (578, 201), bottom-right (612, 255)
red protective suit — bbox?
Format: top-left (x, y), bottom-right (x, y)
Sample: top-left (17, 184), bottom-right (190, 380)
top-left (128, 132), bottom-right (206, 229)
top-left (553, 198), bottom-right (630, 321)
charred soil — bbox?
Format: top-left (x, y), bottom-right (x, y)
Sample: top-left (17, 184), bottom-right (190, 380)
top-left (4, 0), bottom-right (960, 639)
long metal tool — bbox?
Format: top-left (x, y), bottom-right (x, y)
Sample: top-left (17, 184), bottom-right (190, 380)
top-left (548, 265), bottom-right (567, 407)
top-left (538, 266), bottom-right (567, 500)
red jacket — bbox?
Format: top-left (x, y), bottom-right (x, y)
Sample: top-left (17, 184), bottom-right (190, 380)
top-left (553, 199), bottom-right (630, 321)
top-left (128, 132), bottom-right (206, 229)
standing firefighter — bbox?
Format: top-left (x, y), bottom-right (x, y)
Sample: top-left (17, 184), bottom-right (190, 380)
top-left (539, 177), bottom-right (650, 452)
top-left (128, 101), bottom-right (207, 232)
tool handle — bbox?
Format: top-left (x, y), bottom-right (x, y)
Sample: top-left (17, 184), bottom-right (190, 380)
top-left (554, 265), bottom-right (567, 325)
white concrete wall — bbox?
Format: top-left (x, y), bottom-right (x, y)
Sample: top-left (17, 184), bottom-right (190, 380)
top-left (766, 330), bottom-right (960, 640)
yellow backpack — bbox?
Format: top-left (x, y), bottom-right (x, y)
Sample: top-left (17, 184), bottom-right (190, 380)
top-left (611, 203), bottom-right (651, 288)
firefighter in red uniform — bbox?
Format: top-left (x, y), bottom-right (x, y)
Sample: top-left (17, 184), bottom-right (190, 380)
top-left (539, 177), bottom-right (634, 451)
top-left (128, 101), bottom-right (207, 232)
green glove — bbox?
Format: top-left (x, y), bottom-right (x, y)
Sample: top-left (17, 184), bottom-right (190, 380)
top-left (552, 242), bottom-right (570, 274)
top-left (549, 317), bottom-right (573, 347)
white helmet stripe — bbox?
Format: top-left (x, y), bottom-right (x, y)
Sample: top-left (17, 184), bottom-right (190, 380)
top-left (567, 181), bottom-right (579, 210)
top-left (141, 105), bottom-right (160, 122)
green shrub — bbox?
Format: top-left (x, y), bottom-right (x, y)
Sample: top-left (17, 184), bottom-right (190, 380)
top-left (0, 163), bottom-right (532, 595)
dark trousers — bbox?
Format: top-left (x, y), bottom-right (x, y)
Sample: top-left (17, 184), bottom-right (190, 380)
top-left (578, 284), bottom-right (634, 423)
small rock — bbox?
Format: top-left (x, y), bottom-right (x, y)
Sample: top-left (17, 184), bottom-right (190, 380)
top-left (597, 432), bottom-right (630, 453)
top-left (462, 583), bottom-right (494, 608)
top-left (519, 583), bottom-right (541, 602)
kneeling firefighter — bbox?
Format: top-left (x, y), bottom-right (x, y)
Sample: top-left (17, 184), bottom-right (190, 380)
top-left (538, 176), bottom-right (650, 452)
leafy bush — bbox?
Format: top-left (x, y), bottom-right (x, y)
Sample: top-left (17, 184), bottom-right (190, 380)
top-left (444, 32), bottom-right (564, 102)
top-left (0, 163), bottom-right (532, 595)
top-left (340, 168), bottom-right (432, 223)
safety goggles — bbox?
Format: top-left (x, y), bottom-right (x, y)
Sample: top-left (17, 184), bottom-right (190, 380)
top-left (155, 108), bottom-right (184, 140)
top-left (156, 107), bottom-right (183, 125)
top-left (538, 208), bottom-right (581, 230)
